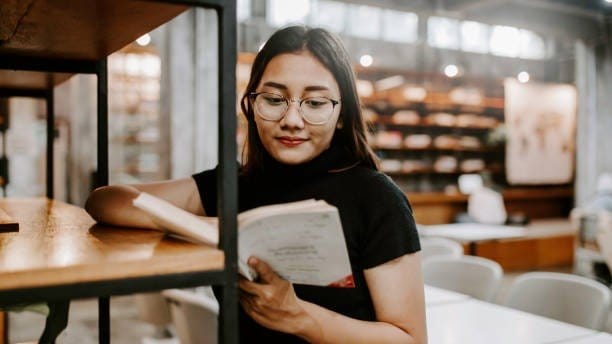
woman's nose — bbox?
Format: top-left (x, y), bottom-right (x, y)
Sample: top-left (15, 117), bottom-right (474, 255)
top-left (280, 101), bottom-right (305, 130)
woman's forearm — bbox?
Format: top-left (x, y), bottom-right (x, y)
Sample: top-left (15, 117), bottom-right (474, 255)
top-left (85, 185), bottom-right (161, 229)
top-left (295, 300), bottom-right (421, 344)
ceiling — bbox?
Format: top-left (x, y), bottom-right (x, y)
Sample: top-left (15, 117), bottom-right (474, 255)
top-left (347, 0), bottom-right (611, 42)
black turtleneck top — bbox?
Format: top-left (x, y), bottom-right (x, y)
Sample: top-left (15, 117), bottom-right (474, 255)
top-left (192, 143), bottom-right (420, 343)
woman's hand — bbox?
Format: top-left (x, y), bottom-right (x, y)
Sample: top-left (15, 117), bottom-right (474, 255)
top-left (238, 257), bottom-right (313, 335)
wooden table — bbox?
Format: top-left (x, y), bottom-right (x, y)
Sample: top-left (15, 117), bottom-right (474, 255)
top-left (420, 219), bottom-right (576, 270)
top-left (0, 198), bottom-right (224, 341)
top-left (426, 298), bottom-right (597, 344)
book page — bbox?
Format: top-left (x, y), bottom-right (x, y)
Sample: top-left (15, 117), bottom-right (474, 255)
top-left (133, 192), bottom-right (219, 245)
top-left (239, 207), bottom-right (354, 287)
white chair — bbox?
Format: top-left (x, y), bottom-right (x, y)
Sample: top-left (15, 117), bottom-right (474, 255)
top-left (504, 272), bottom-right (611, 330)
top-left (162, 288), bottom-right (219, 344)
top-left (422, 255), bottom-right (503, 302)
top-left (420, 237), bottom-right (464, 261)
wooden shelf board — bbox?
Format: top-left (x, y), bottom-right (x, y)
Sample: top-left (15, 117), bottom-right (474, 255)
top-left (0, 1), bottom-right (188, 61)
top-left (0, 198), bottom-right (224, 292)
top-left (0, 1), bottom-right (187, 90)
top-left (374, 146), bottom-right (500, 153)
top-left (0, 70), bottom-right (73, 90)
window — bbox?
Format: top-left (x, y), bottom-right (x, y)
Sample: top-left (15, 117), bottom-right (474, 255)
top-left (312, 0), bottom-right (346, 33)
top-left (427, 16), bottom-right (460, 49)
top-left (489, 25), bottom-right (520, 57)
top-left (237, 0), bottom-right (251, 23)
top-left (461, 21), bottom-right (488, 53)
top-left (519, 29), bottom-right (547, 59)
top-left (266, 0), bottom-right (310, 27)
top-left (382, 10), bottom-right (418, 43)
top-left (347, 5), bottom-right (382, 39)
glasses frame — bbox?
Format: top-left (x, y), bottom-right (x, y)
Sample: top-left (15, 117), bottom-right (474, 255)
top-left (249, 92), bottom-right (340, 125)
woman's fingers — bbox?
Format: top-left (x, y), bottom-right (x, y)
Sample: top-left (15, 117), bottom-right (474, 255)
top-left (238, 278), bottom-right (260, 295)
top-left (248, 256), bottom-right (279, 284)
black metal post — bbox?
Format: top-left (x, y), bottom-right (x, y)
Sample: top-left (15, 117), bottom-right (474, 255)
top-left (96, 58), bottom-right (109, 188)
top-left (96, 58), bottom-right (110, 344)
top-left (46, 89), bottom-right (54, 199)
top-left (98, 297), bottom-right (110, 344)
top-left (217, 1), bottom-right (239, 344)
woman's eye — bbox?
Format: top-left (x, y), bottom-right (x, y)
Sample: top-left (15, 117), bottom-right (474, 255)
top-left (263, 96), bottom-right (285, 105)
top-left (304, 98), bottom-right (328, 107)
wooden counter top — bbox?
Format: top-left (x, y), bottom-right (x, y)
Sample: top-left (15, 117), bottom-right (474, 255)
top-left (408, 187), bottom-right (574, 205)
top-left (0, 198), bottom-right (223, 292)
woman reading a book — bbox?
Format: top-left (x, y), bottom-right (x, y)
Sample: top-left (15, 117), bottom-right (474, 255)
top-left (86, 26), bottom-right (426, 343)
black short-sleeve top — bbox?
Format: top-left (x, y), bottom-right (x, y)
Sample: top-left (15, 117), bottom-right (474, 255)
top-left (192, 145), bottom-right (420, 343)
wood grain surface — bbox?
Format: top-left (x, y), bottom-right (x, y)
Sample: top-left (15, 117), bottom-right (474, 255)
top-left (0, 207), bottom-right (18, 233)
top-left (0, 198), bottom-right (223, 292)
top-left (0, 0), bottom-right (188, 60)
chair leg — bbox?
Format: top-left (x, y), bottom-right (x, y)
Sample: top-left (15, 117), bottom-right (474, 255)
top-left (39, 301), bottom-right (70, 344)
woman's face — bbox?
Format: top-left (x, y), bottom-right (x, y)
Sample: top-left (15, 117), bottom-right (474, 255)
top-left (253, 51), bottom-right (341, 165)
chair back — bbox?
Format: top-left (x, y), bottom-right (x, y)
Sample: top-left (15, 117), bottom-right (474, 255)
top-left (162, 288), bottom-right (219, 344)
top-left (420, 237), bottom-right (464, 261)
top-left (504, 272), bottom-right (611, 330)
top-left (422, 255), bottom-right (503, 301)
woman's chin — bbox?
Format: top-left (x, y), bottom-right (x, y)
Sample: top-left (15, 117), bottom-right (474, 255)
top-left (272, 149), bottom-right (315, 165)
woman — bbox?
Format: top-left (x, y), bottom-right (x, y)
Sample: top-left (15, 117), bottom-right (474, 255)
top-left (86, 26), bottom-right (426, 343)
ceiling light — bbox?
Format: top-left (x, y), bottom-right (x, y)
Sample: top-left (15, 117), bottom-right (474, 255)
top-left (518, 71), bottom-right (530, 83)
top-left (444, 64), bottom-right (459, 78)
top-left (136, 34), bottom-right (151, 46)
top-left (360, 54), bottom-right (373, 67)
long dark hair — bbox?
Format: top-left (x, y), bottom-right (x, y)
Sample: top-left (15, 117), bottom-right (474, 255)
top-left (240, 26), bottom-right (378, 175)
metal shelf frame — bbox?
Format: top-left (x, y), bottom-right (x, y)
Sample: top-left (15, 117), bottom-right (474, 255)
top-left (0, 1), bottom-right (238, 343)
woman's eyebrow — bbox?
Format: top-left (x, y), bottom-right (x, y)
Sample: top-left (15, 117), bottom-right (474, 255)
top-left (262, 81), bottom-right (287, 90)
top-left (304, 85), bottom-right (330, 91)
top-left (261, 82), bottom-right (330, 92)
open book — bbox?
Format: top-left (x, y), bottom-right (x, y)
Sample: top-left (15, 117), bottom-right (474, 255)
top-left (133, 192), bottom-right (354, 287)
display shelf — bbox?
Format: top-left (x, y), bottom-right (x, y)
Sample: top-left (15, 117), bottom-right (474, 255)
top-left (385, 167), bottom-right (504, 176)
top-left (356, 66), bottom-right (506, 194)
top-left (0, 198), bottom-right (224, 292)
top-left (369, 118), bottom-right (497, 131)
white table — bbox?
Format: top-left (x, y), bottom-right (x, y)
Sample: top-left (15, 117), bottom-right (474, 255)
top-left (424, 285), bottom-right (470, 306)
top-left (426, 299), bottom-right (597, 344)
top-left (555, 333), bottom-right (612, 343)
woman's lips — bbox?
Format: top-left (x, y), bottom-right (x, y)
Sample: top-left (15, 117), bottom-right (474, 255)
top-left (277, 137), bottom-right (308, 147)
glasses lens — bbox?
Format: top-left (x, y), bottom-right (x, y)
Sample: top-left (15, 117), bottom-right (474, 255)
top-left (254, 93), bottom-right (286, 121)
top-left (301, 97), bottom-right (334, 124)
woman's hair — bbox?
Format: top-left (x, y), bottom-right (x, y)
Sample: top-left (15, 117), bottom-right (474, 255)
top-left (240, 26), bottom-right (378, 175)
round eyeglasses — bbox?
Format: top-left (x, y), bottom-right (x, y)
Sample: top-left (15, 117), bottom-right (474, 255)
top-left (249, 92), bottom-right (340, 125)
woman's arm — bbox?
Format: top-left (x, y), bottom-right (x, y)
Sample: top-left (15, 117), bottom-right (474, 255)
top-left (239, 253), bottom-right (427, 344)
top-left (84, 177), bottom-right (204, 228)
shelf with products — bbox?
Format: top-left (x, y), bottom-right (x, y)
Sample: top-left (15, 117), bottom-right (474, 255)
top-left (356, 67), bottom-right (506, 193)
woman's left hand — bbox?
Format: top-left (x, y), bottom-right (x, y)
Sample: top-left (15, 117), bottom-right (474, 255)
top-left (238, 257), bottom-right (311, 335)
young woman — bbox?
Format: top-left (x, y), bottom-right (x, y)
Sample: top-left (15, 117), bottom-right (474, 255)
top-left (86, 26), bottom-right (426, 343)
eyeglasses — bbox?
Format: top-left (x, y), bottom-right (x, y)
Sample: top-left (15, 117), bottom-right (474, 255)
top-left (249, 92), bottom-right (340, 125)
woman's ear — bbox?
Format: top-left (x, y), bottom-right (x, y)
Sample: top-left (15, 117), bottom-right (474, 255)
top-left (336, 117), bottom-right (343, 129)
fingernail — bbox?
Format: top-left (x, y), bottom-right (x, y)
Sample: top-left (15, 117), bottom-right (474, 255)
top-left (248, 257), bottom-right (258, 265)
